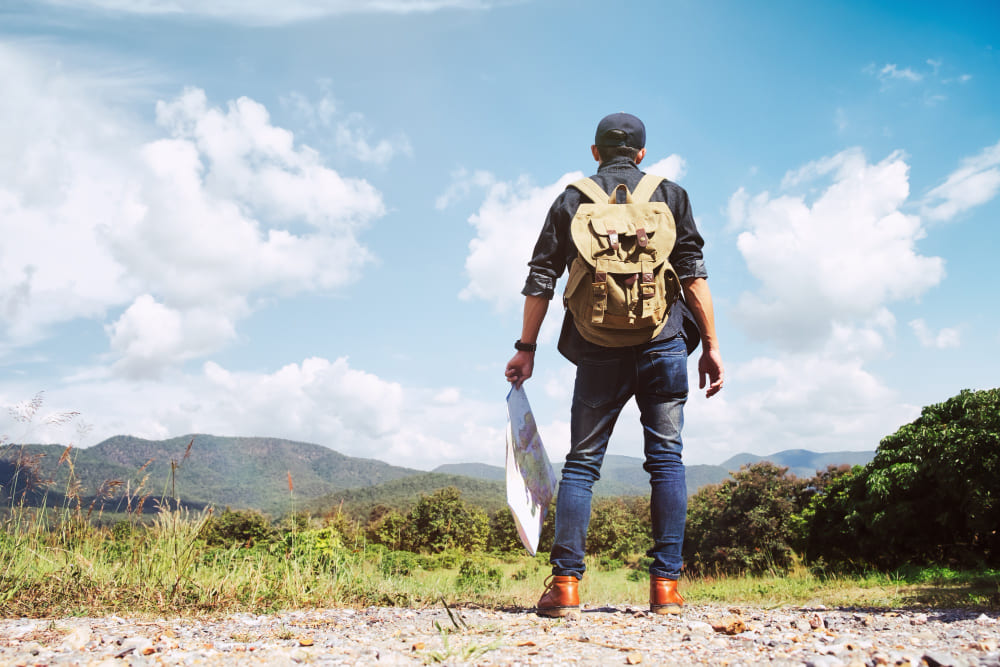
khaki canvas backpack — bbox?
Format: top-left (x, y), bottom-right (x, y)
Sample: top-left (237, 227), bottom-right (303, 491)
top-left (562, 174), bottom-right (681, 347)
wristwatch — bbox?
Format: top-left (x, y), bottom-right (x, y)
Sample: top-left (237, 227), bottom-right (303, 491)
top-left (514, 339), bottom-right (537, 352)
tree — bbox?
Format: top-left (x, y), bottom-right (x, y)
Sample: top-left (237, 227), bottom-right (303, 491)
top-left (684, 462), bottom-right (809, 575)
top-left (587, 497), bottom-right (650, 559)
top-left (806, 388), bottom-right (1000, 568)
top-left (402, 487), bottom-right (490, 553)
top-left (201, 508), bottom-right (274, 547)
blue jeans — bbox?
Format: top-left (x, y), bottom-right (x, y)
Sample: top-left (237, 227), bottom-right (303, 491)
top-left (550, 333), bottom-right (689, 580)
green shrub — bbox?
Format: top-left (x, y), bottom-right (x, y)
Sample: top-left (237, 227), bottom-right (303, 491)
top-left (684, 462), bottom-right (809, 575)
top-left (806, 388), bottom-right (1000, 569)
top-left (379, 550), bottom-right (420, 577)
top-left (456, 558), bottom-right (502, 592)
top-left (587, 497), bottom-right (650, 559)
top-left (202, 509), bottom-right (274, 547)
top-left (402, 487), bottom-right (490, 553)
top-left (598, 555), bottom-right (624, 571)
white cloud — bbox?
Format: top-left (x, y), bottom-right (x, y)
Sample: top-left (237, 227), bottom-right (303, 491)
top-left (0, 43), bottom-right (387, 377)
top-left (38, 0), bottom-right (507, 25)
top-left (909, 319), bottom-right (960, 349)
top-left (435, 169), bottom-right (497, 210)
top-left (459, 171), bottom-right (584, 310)
top-left (335, 115), bottom-right (413, 166)
top-left (877, 63), bottom-right (923, 83)
top-left (683, 352), bottom-right (919, 465)
top-left (921, 139), bottom-right (1000, 221)
top-left (733, 148), bottom-right (944, 349)
top-left (3, 356), bottom-right (508, 470)
top-left (106, 295), bottom-right (238, 378)
top-left (281, 90), bottom-right (412, 166)
top-left (644, 154), bottom-right (686, 182)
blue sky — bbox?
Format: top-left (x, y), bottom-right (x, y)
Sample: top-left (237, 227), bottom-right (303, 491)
top-left (1, 0), bottom-right (998, 471)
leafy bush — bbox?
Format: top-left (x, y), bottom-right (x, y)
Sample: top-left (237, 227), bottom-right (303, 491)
top-left (806, 388), bottom-right (1000, 568)
top-left (415, 548), bottom-right (465, 571)
top-left (684, 462), bottom-right (809, 575)
top-left (456, 557), bottom-right (502, 592)
top-left (402, 487), bottom-right (490, 553)
top-left (365, 507), bottom-right (407, 551)
top-left (587, 497), bottom-right (650, 559)
top-left (379, 550), bottom-right (420, 577)
top-left (201, 508), bottom-right (274, 547)
top-left (283, 527), bottom-right (347, 573)
top-left (487, 509), bottom-right (525, 554)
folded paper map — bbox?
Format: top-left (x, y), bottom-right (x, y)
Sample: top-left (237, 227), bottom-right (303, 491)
top-left (505, 385), bottom-right (557, 555)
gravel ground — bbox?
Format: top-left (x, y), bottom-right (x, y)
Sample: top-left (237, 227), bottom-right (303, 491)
top-left (2, 604), bottom-right (998, 666)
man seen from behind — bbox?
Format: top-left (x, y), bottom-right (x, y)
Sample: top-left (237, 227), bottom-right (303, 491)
top-left (505, 112), bottom-right (724, 617)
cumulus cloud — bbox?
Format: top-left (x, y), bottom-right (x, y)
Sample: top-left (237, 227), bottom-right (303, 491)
top-left (644, 155), bottom-right (687, 182)
top-left (909, 319), bottom-right (960, 349)
top-left (921, 139), bottom-right (1000, 221)
top-left (435, 168), bottom-right (497, 210)
top-left (682, 352), bottom-right (919, 465)
top-left (37, 0), bottom-right (506, 25)
top-left (106, 296), bottom-right (239, 378)
top-left (0, 43), bottom-right (386, 377)
top-left (334, 114), bottom-right (413, 166)
top-left (731, 148), bottom-right (944, 349)
top-left (281, 91), bottom-right (412, 166)
top-left (3, 356), bottom-right (507, 470)
top-left (459, 171), bottom-right (584, 310)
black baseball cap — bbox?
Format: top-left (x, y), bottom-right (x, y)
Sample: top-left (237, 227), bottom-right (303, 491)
top-left (595, 112), bottom-right (646, 149)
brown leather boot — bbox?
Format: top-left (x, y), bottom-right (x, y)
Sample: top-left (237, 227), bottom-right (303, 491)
top-left (536, 575), bottom-right (580, 618)
top-left (650, 576), bottom-right (684, 614)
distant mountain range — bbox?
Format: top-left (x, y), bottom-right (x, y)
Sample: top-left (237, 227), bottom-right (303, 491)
top-left (434, 449), bottom-right (875, 498)
top-left (1, 434), bottom-right (873, 517)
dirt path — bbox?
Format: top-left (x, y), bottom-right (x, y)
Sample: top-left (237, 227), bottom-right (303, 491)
top-left (2, 604), bottom-right (998, 666)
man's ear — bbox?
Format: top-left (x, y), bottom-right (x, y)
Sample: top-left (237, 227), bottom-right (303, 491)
top-left (635, 147), bottom-right (647, 164)
top-left (591, 145), bottom-right (601, 162)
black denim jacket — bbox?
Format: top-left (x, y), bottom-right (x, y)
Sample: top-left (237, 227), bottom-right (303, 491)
top-left (521, 157), bottom-right (708, 362)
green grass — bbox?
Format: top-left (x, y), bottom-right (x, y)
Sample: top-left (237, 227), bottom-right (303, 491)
top-left (3, 504), bottom-right (998, 618)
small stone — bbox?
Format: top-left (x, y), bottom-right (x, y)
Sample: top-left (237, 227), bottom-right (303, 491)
top-left (711, 616), bottom-right (746, 635)
top-left (923, 651), bottom-right (970, 667)
top-left (626, 652), bottom-right (643, 664)
top-left (686, 621), bottom-right (713, 635)
top-left (61, 626), bottom-right (92, 651)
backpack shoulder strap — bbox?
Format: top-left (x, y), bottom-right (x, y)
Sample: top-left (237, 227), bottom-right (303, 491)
top-left (632, 174), bottom-right (665, 203)
top-left (568, 178), bottom-right (611, 204)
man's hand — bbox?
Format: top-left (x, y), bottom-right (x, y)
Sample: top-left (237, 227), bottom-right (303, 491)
top-left (698, 348), bottom-right (724, 398)
top-left (505, 351), bottom-right (535, 389)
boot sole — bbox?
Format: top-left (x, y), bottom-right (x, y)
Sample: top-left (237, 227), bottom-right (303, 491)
top-left (650, 604), bottom-right (682, 615)
top-left (537, 606), bottom-right (581, 618)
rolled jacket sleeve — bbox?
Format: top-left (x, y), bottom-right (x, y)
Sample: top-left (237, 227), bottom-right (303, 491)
top-left (663, 183), bottom-right (708, 282)
top-left (521, 189), bottom-right (578, 300)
